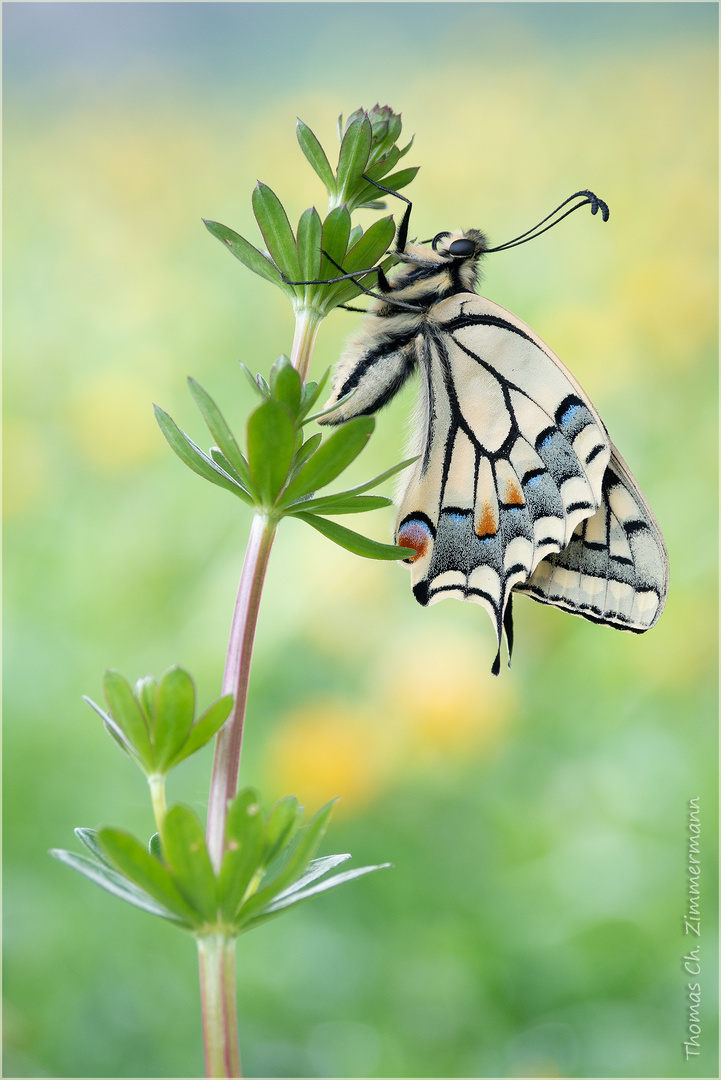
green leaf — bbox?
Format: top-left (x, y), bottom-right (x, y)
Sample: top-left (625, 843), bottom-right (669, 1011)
top-left (335, 115), bottom-right (372, 199)
top-left (238, 799), bottom-right (337, 924)
top-left (246, 399), bottom-right (297, 507)
top-left (320, 205), bottom-right (352, 282)
top-left (103, 671), bottom-right (153, 768)
top-left (378, 166), bottom-right (419, 193)
top-left (219, 789), bottom-right (265, 921)
top-left (271, 357), bottom-right (302, 416)
top-left (297, 369), bottom-right (330, 421)
top-left (153, 668), bottom-right (196, 773)
top-left (174, 694), bottom-right (233, 765)
top-left (270, 853), bottom-right (351, 897)
top-left (335, 455), bottom-right (418, 497)
top-left (149, 832), bottom-right (163, 861)
top-left (364, 145), bottom-right (400, 182)
top-left (297, 206), bottom-right (323, 283)
top-left (296, 119), bottom-right (336, 194)
top-left (398, 134), bottom-right (415, 159)
top-left (208, 450), bottom-right (254, 503)
top-left (251, 182), bottom-right (302, 281)
top-left (49, 848), bottom-right (189, 925)
top-left (293, 513), bottom-right (414, 560)
top-left (135, 676), bottom-right (158, 722)
top-left (83, 694), bottom-right (139, 760)
top-left (74, 827), bottom-right (117, 869)
top-left (162, 805), bottom-right (217, 923)
top-left (239, 362), bottom-right (267, 398)
top-left (97, 827), bottom-right (200, 924)
top-left (288, 433), bottom-right (322, 486)
top-left (289, 494), bottom-right (391, 515)
top-left (154, 406), bottom-right (249, 499)
top-left (255, 862), bottom-right (392, 918)
top-left (263, 797), bottom-right (302, 866)
top-left (280, 415), bottom-right (375, 505)
top-left (187, 378), bottom-right (252, 486)
top-left (202, 219), bottom-right (292, 295)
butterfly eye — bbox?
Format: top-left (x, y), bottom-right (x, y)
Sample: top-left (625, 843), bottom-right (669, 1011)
top-left (431, 232), bottom-right (451, 251)
top-left (447, 238), bottom-right (476, 258)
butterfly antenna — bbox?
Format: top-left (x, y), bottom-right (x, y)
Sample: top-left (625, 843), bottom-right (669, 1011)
top-left (486, 190), bottom-right (609, 253)
top-left (361, 174), bottom-right (413, 252)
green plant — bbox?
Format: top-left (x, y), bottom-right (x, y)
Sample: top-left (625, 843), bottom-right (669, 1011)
top-left (51, 105), bottom-right (418, 1078)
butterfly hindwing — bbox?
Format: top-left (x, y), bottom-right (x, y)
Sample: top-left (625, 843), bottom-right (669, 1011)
top-left (516, 445), bottom-right (669, 630)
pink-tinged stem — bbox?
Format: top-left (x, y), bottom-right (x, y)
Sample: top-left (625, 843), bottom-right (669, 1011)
top-left (289, 308), bottom-right (322, 382)
top-left (198, 934), bottom-right (242, 1078)
top-left (206, 513), bottom-right (276, 872)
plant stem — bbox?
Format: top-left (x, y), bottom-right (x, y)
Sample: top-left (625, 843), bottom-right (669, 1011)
top-left (147, 774), bottom-right (167, 834)
top-left (206, 512), bottom-right (277, 872)
top-left (197, 933), bottom-right (242, 1078)
top-left (290, 307), bottom-right (322, 382)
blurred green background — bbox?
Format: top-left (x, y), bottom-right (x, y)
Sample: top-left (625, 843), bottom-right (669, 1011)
top-left (4, 3), bottom-right (718, 1077)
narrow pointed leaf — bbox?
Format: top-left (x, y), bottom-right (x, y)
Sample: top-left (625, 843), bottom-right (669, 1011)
top-left (289, 494), bottom-right (391, 515)
top-left (149, 832), bottom-right (163, 861)
top-left (103, 671), bottom-right (153, 767)
top-left (297, 206), bottom-right (323, 282)
top-left (154, 668), bottom-right (196, 773)
top-left (344, 216), bottom-right (395, 272)
top-left (75, 827), bottom-right (116, 868)
top-left (258, 863), bottom-right (392, 917)
top-left (84, 694), bottom-right (139, 760)
top-left (246, 399), bottom-right (296, 506)
top-left (302, 388), bottom-right (357, 426)
top-left (208, 450), bottom-right (254, 503)
top-left (238, 799), bottom-right (336, 923)
top-left (364, 145), bottom-right (400, 182)
top-left (50, 848), bottom-right (189, 924)
top-left (239, 362), bottom-right (267, 398)
top-left (97, 827), bottom-right (200, 923)
top-left (202, 219), bottom-right (292, 294)
top-left (154, 406), bottom-right (248, 498)
top-left (272, 853), bottom-right (351, 901)
top-left (274, 363), bottom-right (302, 417)
top-left (280, 415), bottom-right (375, 505)
top-left (398, 135), bottom-right (415, 159)
top-left (377, 166), bottom-right (419, 193)
top-left (162, 805), bottom-right (217, 923)
top-left (173, 694), bottom-right (233, 765)
top-left (297, 369), bottom-right (330, 421)
top-left (296, 120), bottom-right (336, 194)
top-left (320, 206), bottom-right (352, 282)
top-left (264, 797), bottom-right (302, 866)
top-left (135, 676), bottom-right (158, 722)
top-left (336, 116), bottom-right (372, 198)
top-left (293, 512), bottom-right (415, 560)
top-left (336, 456), bottom-right (418, 496)
top-left (188, 378), bottom-right (252, 485)
top-left (219, 788), bottom-right (265, 921)
top-left (252, 182), bottom-right (302, 281)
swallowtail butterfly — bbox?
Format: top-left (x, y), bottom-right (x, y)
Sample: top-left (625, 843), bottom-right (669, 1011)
top-left (292, 186), bottom-right (669, 673)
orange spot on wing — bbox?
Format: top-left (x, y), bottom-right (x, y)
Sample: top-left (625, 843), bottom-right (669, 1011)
top-left (397, 521), bottom-right (432, 563)
top-left (503, 476), bottom-right (525, 506)
top-left (476, 501), bottom-right (498, 538)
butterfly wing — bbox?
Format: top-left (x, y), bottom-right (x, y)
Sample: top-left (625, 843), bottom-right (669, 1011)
top-left (394, 294), bottom-right (614, 671)
top-left (515, 444), bottom-right (669, 630)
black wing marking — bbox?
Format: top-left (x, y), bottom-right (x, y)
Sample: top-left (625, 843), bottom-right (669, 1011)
top-left (394, 295), bottom-right (612, 669)
top-left (515, 445), bottom-right (669, 631)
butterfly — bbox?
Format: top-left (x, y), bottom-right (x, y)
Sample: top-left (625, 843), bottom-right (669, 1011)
top-left (300, 186), bottom-right (669, 673)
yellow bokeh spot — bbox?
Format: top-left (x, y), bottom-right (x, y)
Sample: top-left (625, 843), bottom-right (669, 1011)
top-left (265, 703), bottom-right (391, 815)
top-left (3, 419), bottom-right (50, 517)
top-left (67, 374), bottom-right (161, 470)
top-left (382, 629), bottom-right (515, 756)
